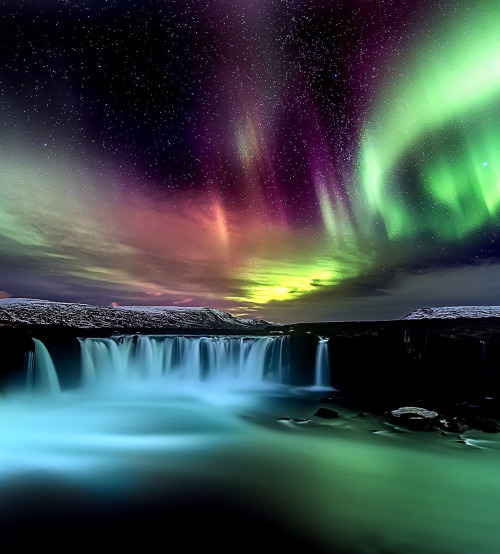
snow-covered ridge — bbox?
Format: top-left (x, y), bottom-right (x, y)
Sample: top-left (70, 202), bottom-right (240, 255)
top-left (115, 306), bottom-right (207, 312)
top-left (0, 298), bottom-right (276, 330)
top-left (402, 306), bottom-right (500, 320)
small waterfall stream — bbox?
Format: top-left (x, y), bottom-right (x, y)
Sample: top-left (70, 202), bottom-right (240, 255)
top-left (26, 338), bottom-right (61, 394)
top-left (314, 338), bottom-right (331, 388)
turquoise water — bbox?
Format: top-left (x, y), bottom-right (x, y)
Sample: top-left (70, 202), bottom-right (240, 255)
top-left (1, 380), bottom-right (499, 552)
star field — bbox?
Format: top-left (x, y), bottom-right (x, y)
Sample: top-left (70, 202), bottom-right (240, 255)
top-left (0, 0), bottom-right (499, 322)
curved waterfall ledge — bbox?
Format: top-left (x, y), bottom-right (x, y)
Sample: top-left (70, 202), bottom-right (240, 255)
top-left (24, 335), bottom-right (302, 392)
top-left (79, 335), bottom-right (291, 386)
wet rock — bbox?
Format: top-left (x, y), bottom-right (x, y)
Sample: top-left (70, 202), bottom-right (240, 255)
top-left (278, 417), bottom-right (310, 424)
top-left (313, 408), bottom-right (340, 419)
top-left (390, 406), bottom-right (439, 430)
top-left (468, 417), bottom-right (500, 433)
top-left (439, 417), bottom-right (470, 434)
top-left (439, 414), bottom-right (500, 433)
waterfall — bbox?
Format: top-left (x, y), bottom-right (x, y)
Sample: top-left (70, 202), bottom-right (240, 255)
top-left (314, 338), bottom-right (331, 388)
top-left (29, 338), bottom-right (61, 394)
top-left (25, 349), bottom-right (35, 388)
top-left (78, 335), bottom-right (291, 387)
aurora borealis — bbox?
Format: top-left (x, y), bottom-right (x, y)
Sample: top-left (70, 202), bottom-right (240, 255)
top-left (1, 0), bottom-right (500, 322)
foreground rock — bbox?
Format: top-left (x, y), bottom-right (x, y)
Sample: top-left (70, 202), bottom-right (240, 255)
top-left (389, 406), bottom-right (500, 433)
top-left (438, 416), bottom-right (470, 434)
top-left (314, 408), bottom-right (340, 419)
top-left (439, 415), bottom-right (500, 434)
top-left (390, 407), bottom-right (439, 430)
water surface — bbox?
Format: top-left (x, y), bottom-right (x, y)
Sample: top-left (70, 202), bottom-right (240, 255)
top-left (1, 379), bottom-right (499, 553)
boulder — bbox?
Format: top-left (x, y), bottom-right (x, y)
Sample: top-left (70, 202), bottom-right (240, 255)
top-left (314, 407), bottom-right (340, 419)
top-left (438, 417), bottom-right (470, 434)
top-left (390, 406), bottom-right (439, 430)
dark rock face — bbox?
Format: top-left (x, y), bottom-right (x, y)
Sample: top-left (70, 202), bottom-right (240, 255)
top-left (0, 325), bottom-right (34, 388)
top-left (314, 408), bottom-right (340, 419)
top-left (283, 318), bottom-right (500, 414)
top-left (288, 333), bottom-right (318, 386)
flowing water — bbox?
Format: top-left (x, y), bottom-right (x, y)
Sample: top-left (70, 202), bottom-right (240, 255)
top-left (1, 335), bottom-right (500, 552)
top-left (314, 337), bottom-right (331, 388)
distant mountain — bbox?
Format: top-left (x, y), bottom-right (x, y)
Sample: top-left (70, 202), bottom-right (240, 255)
top-left (402, 306), bottom-right (500, 320)
top-left (0, 298), bottom-right (277, 330)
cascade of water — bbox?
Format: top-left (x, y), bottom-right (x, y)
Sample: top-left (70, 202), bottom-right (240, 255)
top-left (78, 335), bottom-right (291, 387)
top-left (24, 349), bottom-right (35, 390)
top-left (314, 338), bottom-right (331, 388)
top-left (31, 338), bottom-right (61, 394)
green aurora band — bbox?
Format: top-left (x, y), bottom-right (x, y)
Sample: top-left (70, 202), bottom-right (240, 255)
top-left (249, 0), bottom-right (500, 307)
top-left (358, 0), bottom-right (500, 241)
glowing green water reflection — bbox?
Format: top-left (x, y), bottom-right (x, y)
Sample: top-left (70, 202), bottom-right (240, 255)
top-left (1, 383), bottom-right (499, 552)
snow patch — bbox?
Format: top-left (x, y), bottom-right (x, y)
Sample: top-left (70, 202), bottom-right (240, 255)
top-left (0, 298), bottom-right (277, 330)
top-left (402, 306), bottom-right (500, 320)
top-left (115, 305), bottom-right (206, 313)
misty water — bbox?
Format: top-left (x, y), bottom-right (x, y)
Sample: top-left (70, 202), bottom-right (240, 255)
top-left (1, 335), bottom-right (500, 552)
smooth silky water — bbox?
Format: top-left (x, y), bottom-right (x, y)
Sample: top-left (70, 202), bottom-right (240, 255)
top-left (1, 335), bottom-right (500, 552)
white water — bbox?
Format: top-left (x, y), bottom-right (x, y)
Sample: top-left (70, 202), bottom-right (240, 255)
top-left (77, 335), bottom-right (290, 388)
top-left (314, 338), bottom-right (331, 388)
top-left (27, 338), bottom-right (61, 394)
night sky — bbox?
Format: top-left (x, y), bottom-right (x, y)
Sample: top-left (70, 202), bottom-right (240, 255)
top-left (1, 0), bottom-right (499, 322)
